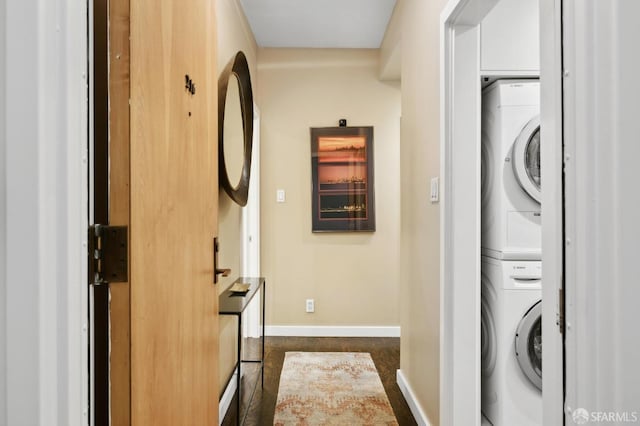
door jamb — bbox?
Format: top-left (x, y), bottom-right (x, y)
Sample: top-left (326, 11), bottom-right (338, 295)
top-left (539, 0), bottom-right (565, 424)
top-left (440, 2), bottom-right (486, 422)
top-left (241, 104), bottom-right (261, 338)
top-left (91, 0), bottom-right (111, 423)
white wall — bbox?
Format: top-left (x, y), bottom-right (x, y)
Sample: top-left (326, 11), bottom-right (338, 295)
top-left (2, 0), bottom-right (88, 424)
top-left (480, 0), bottom-right (540, 73)
top-left (563, 0), bottom-right (640, 419)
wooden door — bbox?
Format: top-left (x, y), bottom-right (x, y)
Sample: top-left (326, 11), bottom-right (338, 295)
top-left (109, 0), bottom-right (219, 424)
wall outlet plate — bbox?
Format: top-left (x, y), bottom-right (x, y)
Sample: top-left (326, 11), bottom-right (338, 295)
top-left (276, 189), bottom-right (286, 203)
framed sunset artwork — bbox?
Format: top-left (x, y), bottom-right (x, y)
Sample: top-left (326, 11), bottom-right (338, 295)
top-left (310, 126), bottom-right (375, 232)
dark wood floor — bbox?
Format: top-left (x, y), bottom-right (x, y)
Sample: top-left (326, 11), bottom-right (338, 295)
top-left (221, 336), bottom-right (417, 426)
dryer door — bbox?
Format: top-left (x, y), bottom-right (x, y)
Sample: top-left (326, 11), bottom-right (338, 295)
top-left (515, 300), bottom-right (542, 390)
top-left (512, 116), bottom-right (541, 203)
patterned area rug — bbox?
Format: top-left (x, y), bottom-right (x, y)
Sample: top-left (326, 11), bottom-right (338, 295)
top-left (274, 352), bottom-right (399, 425)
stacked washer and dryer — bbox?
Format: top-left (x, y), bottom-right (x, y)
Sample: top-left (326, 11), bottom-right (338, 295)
top-left (481, 80), bottom-right (542, 426)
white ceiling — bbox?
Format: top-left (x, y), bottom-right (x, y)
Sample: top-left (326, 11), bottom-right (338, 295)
top-left (239, 0), bottom-right (398, 49)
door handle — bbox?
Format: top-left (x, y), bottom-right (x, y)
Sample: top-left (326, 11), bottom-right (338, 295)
top-left (216, 268), bottom-right (231, 278)
top-left (213, 237), bottom-right (231, 284)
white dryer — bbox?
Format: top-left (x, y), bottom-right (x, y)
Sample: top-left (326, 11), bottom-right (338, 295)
top-left (481, 256), bottom-right (542, 426)
top-left (482, 80), bottom-right (541, 260)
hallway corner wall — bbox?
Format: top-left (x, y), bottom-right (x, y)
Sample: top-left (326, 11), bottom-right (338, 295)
top-left (397, 0), bottom-right (449, 423)
top-left (216, 0), bottom-right (259, 395)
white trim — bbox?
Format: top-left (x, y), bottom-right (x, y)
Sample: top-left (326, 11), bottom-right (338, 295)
top-left (265, 326), bottom-right (400, 338)
top-left (539, 0), bottom-right (565, 424)
top-left (440, 1), bottom-right (494, 423)
top-left (480, 70), bottom-right (540, 77)
top-left (439, 8), bottom-right (454, 425)
top-left (218, 368), bottom-right (238, 425)
top-left (0, 0), bottom-right (7, 421)
top-left (241, 105), bottom-right (261, 338)
top-left (396, 369), bottom-right (433, 426)
top-left (241, 104), bottom-right (261, 278)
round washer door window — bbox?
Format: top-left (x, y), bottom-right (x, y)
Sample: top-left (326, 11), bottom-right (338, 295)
top-left (515, 300), bottom-right (542, 390)
top-left (512, 116), bottom-right (541, 203)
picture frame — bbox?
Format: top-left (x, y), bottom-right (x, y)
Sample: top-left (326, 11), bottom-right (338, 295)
top-left (310, 126), bottom-right (375, 232)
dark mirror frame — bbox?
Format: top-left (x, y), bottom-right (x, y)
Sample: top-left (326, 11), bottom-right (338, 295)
top-left (218, 51), bottom-right (254, 206)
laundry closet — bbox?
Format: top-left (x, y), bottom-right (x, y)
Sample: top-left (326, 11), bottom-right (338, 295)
top-left (479, 0), bottom-right (542, 425)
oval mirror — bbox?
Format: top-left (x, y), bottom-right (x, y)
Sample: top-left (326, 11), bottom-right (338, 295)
top-left (223, 75), bottom-right (244, 187)
top-left (218, 51), bottom-right (253, 206)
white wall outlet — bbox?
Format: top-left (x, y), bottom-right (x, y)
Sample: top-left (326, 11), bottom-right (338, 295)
top-left (305, 299), bottom-right (315, 313)
top-left (276, 189), bottom-right (286, 203)
top-left (430, 177), bottom-right (439, 203)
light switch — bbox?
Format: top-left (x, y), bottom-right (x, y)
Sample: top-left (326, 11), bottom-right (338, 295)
top-left (430, 177), bottom-right (439, 203)
top-left (276, 189), bottom-right (286, 203)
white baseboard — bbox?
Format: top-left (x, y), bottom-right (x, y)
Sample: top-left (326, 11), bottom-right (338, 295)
top-left (265, 325), bottom-right (400, 338)
top-left (219, 368), bottom-right (238, 425)
top-left (397, 369), bottom-right (433, 426)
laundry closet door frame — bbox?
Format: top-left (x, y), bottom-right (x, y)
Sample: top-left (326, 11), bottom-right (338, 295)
top-left (439, 1), bottom-right (565, 425)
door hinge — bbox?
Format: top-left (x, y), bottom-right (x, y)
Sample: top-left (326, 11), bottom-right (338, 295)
top-left (557, 287), bottom-right (565, 334)
top-left (89, 224), bottom-right (128, 285)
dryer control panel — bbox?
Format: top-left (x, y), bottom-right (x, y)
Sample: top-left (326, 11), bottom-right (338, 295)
top-left (505, 261), bottom-right (542, 290)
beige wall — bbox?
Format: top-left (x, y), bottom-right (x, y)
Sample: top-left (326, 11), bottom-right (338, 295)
top-left (379, 2), bottom-right (402, 81)
top-left (257, 48), bottom-right (401, 327)
top-left (217, 2), bottom-right (446, 418)
top-left (396, 0), bottom-right (448, 423)
top-left (216, 0), bottom-right (258, 393)
top-left (217, 0), bottom-right (258, 80)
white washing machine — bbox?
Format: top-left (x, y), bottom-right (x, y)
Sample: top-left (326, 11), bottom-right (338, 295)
top-left (482, 80), bottom-right (541, 260)
top-left (481, 256), bottom-right (542, 426)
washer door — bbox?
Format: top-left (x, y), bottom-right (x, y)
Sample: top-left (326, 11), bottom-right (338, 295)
top-left (512, 116), bottom-right (541, 203)
top-left (515, 300), bottom-right (542, 390)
